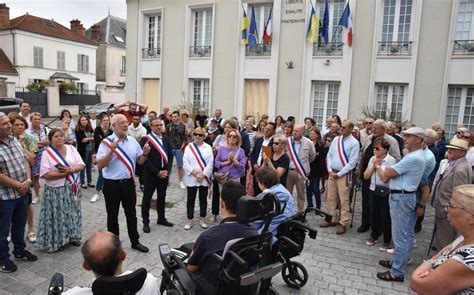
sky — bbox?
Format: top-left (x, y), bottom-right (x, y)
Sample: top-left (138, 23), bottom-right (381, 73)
top-left (8, 0), bottom-right (127, 29)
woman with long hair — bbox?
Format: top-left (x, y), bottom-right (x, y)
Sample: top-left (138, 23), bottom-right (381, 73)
top-left (58, 109), bottom-right (76, 129)
top-left (254, 119), bottom-right (267, 141)
top-left (307, 128), bottom-right (327, 209)
top-left (213, 128), bottom-right (246, 222)
top-left (36, 129), bottom-right (85, 252)
top-left (27, 112), bottom-right (49, 204)
top-left (91, 114), bottom-right (112, 203)
top-left (11, 115), bottom-right (37, 243)
top-left (75, 115), bottom-right (94, 188)
top-left (275, 115), bottom-right (285, 135)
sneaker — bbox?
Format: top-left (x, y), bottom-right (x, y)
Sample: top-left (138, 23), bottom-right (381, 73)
top-left (379, 243), bottom-right (393, 252)
top-left (179, 181), bottom-right (186, 189)
top-left (366, 238), bottom-right (378, 246)
top-left (208, 215), bottom-right (217, 223)
top-left (184, 222), bottom-right (192, 230)
top-left (14, 250), bottom-right (38, 262)
top-left (90, 193), bottom-right (99, 203)
top-left (200, 221), bottom-right (208, 229)
top-left (27, 232), bottom-right (36, 243)
top-left (32, 197), bottom-right (38, 204)
top-left (1, 260), bottom-right (17, 273)
top-left (387, 248), bottom-right (395, 254)
top-left (413, 238), bottom-right (418, 248)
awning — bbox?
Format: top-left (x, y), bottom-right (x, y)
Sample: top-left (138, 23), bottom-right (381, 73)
top-left (50, 72), bottom-right (80, 81)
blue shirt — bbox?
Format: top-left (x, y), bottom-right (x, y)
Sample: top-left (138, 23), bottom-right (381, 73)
top-left (389, 149), bottom-right (425, 192)
top-left (423, 147), bottom-right (436, 179)
top-left (96, 133), bottom-right (143, 180)
top-left (326, 135), bottom-right (360, 177)
top-left (252, 183), bottom-right (296, 243)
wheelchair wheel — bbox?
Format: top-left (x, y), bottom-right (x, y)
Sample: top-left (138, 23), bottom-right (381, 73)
top-left (281, 261), bottom-right (308, 289)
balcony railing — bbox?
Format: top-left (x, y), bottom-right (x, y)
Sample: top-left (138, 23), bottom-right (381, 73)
top-left (189, 46), bottom-right (211, 58)
top-left (378, 41), bottom-right (413, 56)
top-left (245, 44), bottom-right (272, 57)
top-left (142, 48), bottom-right (161, 59)
top-left (452, 40), bottom-right (474, 55)
top-left (312, 42), bottom-right (343, 56)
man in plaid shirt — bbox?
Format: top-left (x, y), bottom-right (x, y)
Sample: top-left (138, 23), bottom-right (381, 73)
top-left (0, 112), bottom-right (37, 273)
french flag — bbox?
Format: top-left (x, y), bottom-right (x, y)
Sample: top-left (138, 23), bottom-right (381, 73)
top-left (339, 2), bottom-right (353, 47)
top-left (262, 8), bottom-right (272, 45)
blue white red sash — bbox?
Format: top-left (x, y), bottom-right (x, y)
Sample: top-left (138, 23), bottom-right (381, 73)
top-left (45, 146), bottom-right (80, 202)
top-left (336, 136), bottom-right (352, 187)
top-left (287, 137), bottom-right (307, 179)
top-left (146, 133), bottom-right (168, 165)
top-left (188, 142), bottom-right (211, 185)
top-left (102, 137), bottom-right (136, 181)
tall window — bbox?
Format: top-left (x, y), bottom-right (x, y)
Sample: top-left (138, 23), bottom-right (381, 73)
top-left (250, 3), bottom-right (272, 44)
top-left (121, 56), bottom-right (126, 74)
top-left (77, 54), bottom-right (89, 73)
top-left (192, 9), bottom-right (213, 48)
top-left (379, 0), bottom-right (413, 55)
top-left (33, 47), bottom-right (43, 68)
top-left (311, 82), bottom-right (339, 128)
top-left (191, 79), bottom-right (210, 115)
top-left (57, 51), bottom-right (65, 70)
top-left (445, 86), bottom-right (474, 138)
top-left (455, 0), bottom-right (474, 40)
top-left (374, 84), bottom-right (407, 120)
top-left (317, 0), bottom-right (345, 43)
top-left (146, 15), bottom-right (161, 52)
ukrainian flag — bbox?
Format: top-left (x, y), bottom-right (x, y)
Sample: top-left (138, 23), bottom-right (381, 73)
top-left (241, 7), bottom-right (249, 45)
top-left (306, 2), bottom-right (318, 44)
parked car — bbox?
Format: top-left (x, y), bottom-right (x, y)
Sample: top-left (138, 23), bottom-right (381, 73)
top-left (0, 97), bottom-right (22, 114)
top-left (80, 102), bottom-right (116, 117)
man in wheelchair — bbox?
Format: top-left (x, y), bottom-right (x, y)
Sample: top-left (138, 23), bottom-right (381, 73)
top-left (62, 231), bottom-right (159, 294)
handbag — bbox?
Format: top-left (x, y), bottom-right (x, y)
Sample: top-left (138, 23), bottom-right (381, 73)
top-left (374, 185), bottom-right (390, 197)
top-left (214, 171), bottom-right (230, 185)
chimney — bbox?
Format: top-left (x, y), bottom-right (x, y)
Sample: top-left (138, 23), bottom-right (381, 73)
top-left (70, 19), bottom-right (85, 37)
top-left (90, 23), bottom-right (100, 41)
top-left (0, 3), bottom-right (10, 28)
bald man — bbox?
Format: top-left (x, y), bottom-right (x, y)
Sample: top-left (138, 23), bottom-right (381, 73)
top-left (286, 124), bottom-right (316, 212)
top-left (63, 231), bottom-right (159, 294)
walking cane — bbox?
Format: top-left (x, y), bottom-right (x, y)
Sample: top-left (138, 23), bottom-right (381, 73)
top-left (350, 181), bottom-right (357, 228)
top-left (427, 224), bottom-right (437, 257)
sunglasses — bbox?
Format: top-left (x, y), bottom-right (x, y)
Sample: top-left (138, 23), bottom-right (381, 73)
top-left (273, 142), bottom-right (280, 145)
top-left (193, 133), bottom-right (205, 137)
top-left (365, 122), bottom-right (373, 125)
top-left (228, 135), bottom-right (238, 139)
top-left (373, 147), bottom-right (381, 151)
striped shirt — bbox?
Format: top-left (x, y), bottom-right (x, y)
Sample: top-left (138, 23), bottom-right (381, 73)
top-left (0, 136), bottom-right (27, 200)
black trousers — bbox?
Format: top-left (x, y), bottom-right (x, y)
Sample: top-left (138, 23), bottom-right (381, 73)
top-left (103, 179), bottom-right (140, 245)
top-left (368, 190), bottom-right (392, 244)
top-left (186, 186), bottom-right (208, 220)
top-left (141, 176), bottom-right (168, 224)
top-left (361, 179), bottom-right (371, 227)
top-left (212, 179), bottom-right (220, 216)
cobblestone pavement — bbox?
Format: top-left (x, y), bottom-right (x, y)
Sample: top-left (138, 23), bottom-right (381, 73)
top-left (0, 167), bottom-right (434, 294)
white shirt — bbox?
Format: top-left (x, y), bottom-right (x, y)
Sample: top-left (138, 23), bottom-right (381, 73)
top-left (183, 142), bottom-right (214, 187)
top-left (326, 134), bottom-right (360, 177)
top-left (367, 154), bottom-right (396, 190)
top-left (257, 136), bottom-right (272, 166)
top-left (467, 147), bottom-right (474, 167)
top-left (63, 271), bottom-right (159, 295)
top-left (128, 123), bottom-right (147, 142)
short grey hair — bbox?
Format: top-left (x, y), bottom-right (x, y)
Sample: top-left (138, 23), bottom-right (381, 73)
top-left (0, 112), bottom-right (6, 118)
top-left (373, 119), bottom-right (386, 129)
top-left (111, 113), bottom-right (126, 126)
top-left (424, 129), bottom-right (437, 140)
top-left (273, 134), bottom-right (287, 147)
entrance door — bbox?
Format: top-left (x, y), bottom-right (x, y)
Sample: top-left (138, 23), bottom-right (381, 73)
top-left (143, 79), bottom-right (160, 112)
top-left (244, 79), bottom-right (269, 121)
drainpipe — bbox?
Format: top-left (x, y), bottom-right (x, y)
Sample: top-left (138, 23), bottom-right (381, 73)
top-left (135, 0), bottom-right (140, 103)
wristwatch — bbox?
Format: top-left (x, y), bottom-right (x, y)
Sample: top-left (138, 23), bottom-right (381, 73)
top-left (418, 204), bottom-right (425, 209)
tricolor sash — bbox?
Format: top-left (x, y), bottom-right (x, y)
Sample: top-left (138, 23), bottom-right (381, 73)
top-left (287, 137), bottom-right (308, 179)
top-left (336, 136), bottom-right (352, 187)
top-left (45, 146), bottom-right (80, 205)
top-left (188, 142), bottom-right (212, 185)
top-left (146, 133), bottom-right (168, 165)
top-left (102, 137), bottom-right (136, 181)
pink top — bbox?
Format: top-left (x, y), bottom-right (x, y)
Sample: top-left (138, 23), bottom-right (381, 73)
top-left (40, 145), bottom-right (85, 188)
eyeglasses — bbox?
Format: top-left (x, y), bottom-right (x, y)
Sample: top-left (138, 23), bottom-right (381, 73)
top-left (193, 133), bottom-right (205, 137)
top-left (365, 122), bottom-right (373, 125)
top-left (446, 202), bottom-right (466, 211)
top-left (373, 147), bottom-right (381, 151)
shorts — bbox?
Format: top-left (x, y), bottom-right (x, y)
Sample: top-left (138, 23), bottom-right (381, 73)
top-left (171, 149), bottom-right (184, 168)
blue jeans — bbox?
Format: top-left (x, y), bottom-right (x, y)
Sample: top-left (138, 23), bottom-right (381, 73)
top-left (96, 169), bottom-right (104, 191)
top-left (306, 176), bottom-right (321, 209)
top-left (80, 149), bottom-right (93, 184)
top-left (389, 193), bottom-right (417, 277)
top-left (0, 196), bottom-right (28, 263)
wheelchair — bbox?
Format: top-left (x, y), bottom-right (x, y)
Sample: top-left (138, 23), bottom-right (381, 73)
top-left (159, 192), bottom-right (284, 295)
top-left (273, 207), bottom-right (332, 289)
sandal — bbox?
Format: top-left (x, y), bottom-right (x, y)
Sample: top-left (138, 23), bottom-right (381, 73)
top-left (378, 260), bottom-right (392, 269)
top-left (376, 271), bottom-right (404, 282)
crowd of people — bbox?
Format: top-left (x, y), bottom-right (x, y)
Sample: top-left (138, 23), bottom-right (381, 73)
top-left (0, 100), bottom-right (473, 293)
